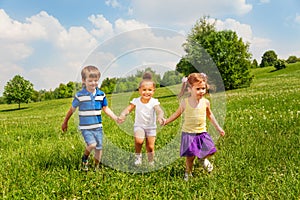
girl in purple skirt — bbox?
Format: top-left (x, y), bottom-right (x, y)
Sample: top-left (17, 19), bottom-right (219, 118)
top-left (163, 73), bottom-right (225, 181)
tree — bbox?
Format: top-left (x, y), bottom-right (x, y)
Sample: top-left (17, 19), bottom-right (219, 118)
top-left (251, 59), bottom-right (258, 68)
top-left (260, 50), bottom-right (278, 67)
top-left (286, 55), bottom-right (298, 64)
top-left (274, 59), bottom-right (286, 70)
top-left (161, 70), bottom-right (183, 86)
top-left (178, 16), bottom-right (253, 90)
top-left (100, 77), bottom-right (117, 94)
top-left (176, 58), bottom-right (196, 76)
top-left (3, 75), bottom-right (34, 109)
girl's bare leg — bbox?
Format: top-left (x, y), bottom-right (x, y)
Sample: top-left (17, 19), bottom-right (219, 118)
top-left (185, 156), bottom-right (195, 174)
top-left (146, 136), bottom-right (156, 163)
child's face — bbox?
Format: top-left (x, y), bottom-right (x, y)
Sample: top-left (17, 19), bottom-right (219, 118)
top-left (138, 81), bottom-right (155, 102)
top-left (83, 76), bottom-right (99, 93)
top-left (189, 81), bottom-right (206, 99)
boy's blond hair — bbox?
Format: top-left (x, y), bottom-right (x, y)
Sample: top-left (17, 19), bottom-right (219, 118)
top-left (81, 65), bottom-right (101, 80)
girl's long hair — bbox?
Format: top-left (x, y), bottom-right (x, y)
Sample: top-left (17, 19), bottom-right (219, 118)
top-left (178, 73), bottom-right (209, 98)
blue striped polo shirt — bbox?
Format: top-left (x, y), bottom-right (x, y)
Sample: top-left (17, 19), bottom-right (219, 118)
top-left (72, 88), bottom-right (108, 130)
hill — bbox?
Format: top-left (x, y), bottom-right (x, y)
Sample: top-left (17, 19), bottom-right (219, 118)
top-left (0, 63), bottom-right (299, 199)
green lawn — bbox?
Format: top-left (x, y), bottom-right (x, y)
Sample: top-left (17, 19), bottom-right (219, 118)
top-left (0, 63), bottom-right (299, 199)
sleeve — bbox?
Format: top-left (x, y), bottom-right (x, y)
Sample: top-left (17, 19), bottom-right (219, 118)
top-left (102, 96), bottom-right (108, 107)
top-left (71, 95), bottom-right (80, 108)
top-left (130, 98), bottom-right (138, 105)
top-left (152, 98), bottom-right (160, 106)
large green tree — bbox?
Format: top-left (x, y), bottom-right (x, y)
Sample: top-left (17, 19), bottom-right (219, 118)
top-left (260, 50), bottom-right (278, 67)
top-left (3, 75), bottom-right (34, 109)
top-left (177, 16), bottom-right (253, 90)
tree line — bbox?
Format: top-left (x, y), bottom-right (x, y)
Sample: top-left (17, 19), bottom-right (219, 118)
top-left (1, 16), bottom-right (299, 108)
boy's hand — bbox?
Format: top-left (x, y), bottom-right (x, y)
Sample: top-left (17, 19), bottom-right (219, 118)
top-left (117, 115), bottom-right (126, 124)
top-left (61, 123), bottom-right (68, 132)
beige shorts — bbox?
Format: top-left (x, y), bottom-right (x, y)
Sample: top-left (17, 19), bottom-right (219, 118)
top-left (134, 126), bottom-right (156, 138)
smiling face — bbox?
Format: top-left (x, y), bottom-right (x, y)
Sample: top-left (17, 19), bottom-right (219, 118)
top-left (81, 66), bottom-right (101, 93)
top-left (82, 75), bottom-right (99, 93)
top-left (189, 81), bottom-right (207, 100)
top-left (138, 81), bottom-right (155, 103)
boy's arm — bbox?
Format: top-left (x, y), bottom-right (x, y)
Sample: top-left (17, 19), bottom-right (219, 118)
top-left (206, 100), bottom-right (225, 136)
top-left (62, 106), bottom-right (76, 132)
top-left (102, 106), bottom-right (118, 122)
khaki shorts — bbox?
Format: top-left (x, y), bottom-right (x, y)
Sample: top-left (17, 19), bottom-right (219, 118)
top-left (134, 126), bottom-right (156, 138)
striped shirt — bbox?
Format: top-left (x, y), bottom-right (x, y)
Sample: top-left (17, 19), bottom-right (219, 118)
top-left (72, 88), bottom-right (107, 130)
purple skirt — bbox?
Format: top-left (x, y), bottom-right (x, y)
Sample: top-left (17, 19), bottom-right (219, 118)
top-left (180, 132), bottom-right (216, 159)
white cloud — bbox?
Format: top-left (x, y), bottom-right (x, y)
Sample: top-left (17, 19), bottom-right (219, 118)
top-left (213, 18), bottom-right (271, 61)
top-left (83, 28), bottom-right (186, 80)
top-left (89, 14), bottom-right (114, 38)
top-left (105, 0), bottom-right (122, 8)
top-left (57, 27), bottom-right (97, 56)
top-left (214, 18), bottom-right (253, 42)
top-left (0, 9), bottom-right (187, 95)
top-left (0, 10), bottom-right (100, 94)
top-left (0, 9), bottom-right (47, 42)
top-left (114, 18), bottom-right (149, 33)
top-left (130, 0), bottom-right (252, 26)
top-left (295, 14), bottom-right (300, 24)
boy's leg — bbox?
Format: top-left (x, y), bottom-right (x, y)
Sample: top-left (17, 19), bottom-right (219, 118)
top-left (82, 143), bottom-right (96, 171)
top-left (95, 149), bottom-right (102, 168)
top-left (81, 129), bottom-right (97, 162)
top-left (93, 127), bottom-right (103, 170)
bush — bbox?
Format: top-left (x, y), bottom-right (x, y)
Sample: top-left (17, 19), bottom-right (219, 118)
top-left (274, 59), bottom-right (286, 70)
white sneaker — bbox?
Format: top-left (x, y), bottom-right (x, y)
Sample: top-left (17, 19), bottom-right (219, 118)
top-left (134, 154), bottom-right (142, 166)
top-left (202, 158), bottom-right (213, 172)
top-left (184, 172), bottom-right (193, 181)
top-left (148, 161), bottom-right (155, 166)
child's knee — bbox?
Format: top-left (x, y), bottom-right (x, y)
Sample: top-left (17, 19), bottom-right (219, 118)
top-left (147, 145), bottom-right (155, 152)
top-left (87, 143), bottom-right (97, 151)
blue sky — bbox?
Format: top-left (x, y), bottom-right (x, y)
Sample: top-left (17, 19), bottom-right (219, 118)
top-left (0, 0), bottom-right (299, 94)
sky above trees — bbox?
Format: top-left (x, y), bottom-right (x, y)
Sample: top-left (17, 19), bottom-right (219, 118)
top-left (0, 0), bottom-right (299, 95)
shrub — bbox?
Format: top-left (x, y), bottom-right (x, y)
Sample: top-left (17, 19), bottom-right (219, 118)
top-left (274, 59), bottom-right (286, 70)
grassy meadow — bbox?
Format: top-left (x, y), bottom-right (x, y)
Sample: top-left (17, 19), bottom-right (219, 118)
top-left (0, 63), bottom-right (299, 199)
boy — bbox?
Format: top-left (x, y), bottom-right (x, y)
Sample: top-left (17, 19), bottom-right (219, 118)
top-left (62, 65), bottom-right (118, 171)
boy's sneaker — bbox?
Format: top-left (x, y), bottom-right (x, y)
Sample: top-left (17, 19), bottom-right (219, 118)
top-left (184, 172), bottom-right (193, 181)
top-left (134, 155), bottom-right (142, 166)
top-left (81, 155), bottom-right (89, 171)
top-left (201, 158), bottom-right (213, 172)
top-left (94, 165), bottom-right (100, 172)
top-left (82, 160), bottom-right (89, 171)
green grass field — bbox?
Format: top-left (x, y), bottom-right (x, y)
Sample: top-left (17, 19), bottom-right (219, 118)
top-left (1, 63), bottom-right (299, 199)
